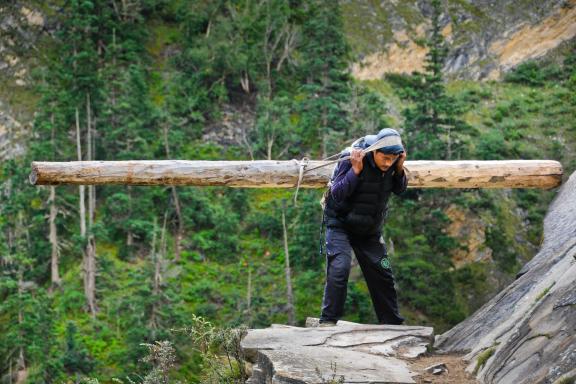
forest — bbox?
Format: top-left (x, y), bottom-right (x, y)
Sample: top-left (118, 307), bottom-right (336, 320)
top-left (0, 0), bottom-right (575, 382)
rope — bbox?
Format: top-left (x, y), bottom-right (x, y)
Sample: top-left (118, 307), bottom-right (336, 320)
top-left (291, 136), bottom-right (410, 204)
top-left (293, 157), bottom-right (309, 206)
top-left (303, 136), bottom-right (402, 174)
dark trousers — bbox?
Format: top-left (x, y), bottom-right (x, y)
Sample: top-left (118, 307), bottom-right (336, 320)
top-left (320, 227), bottom-right (404, 325)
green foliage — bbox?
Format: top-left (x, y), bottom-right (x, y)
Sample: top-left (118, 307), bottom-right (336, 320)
top-left (62, 322), bottom-right (95, 378)
top-left (395, 259), bottom-right (466, 331)
top-left (453, 262), bottom-right (491, 314)
top-left (555, 376), bottom-right (576, 384)
top-left (505, 61), bottom-right (563, 86)
top-left (473, 347), bottom-right (495, 375)
top-left (140, 341), bottom-right (179, 384)
top-left (505, 43), bottom-right (576, 88)
top-left (174, 315), bottom-right (248, 383)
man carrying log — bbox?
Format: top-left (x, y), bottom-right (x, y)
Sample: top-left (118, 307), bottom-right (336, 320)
top-left (319, 128), bottom-right (407, 326)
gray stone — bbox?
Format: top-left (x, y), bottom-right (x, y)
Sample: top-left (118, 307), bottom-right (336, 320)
top-left (305, 317), bottom-right (363, 328)
top-left (435, 171), bottom-right (576, 384)
top-left (252, 346), bottom-right (414, 384)
top-left (241, 322), bottom-right (434, 383)
top-left (424, 363), bottom-right (448, 375)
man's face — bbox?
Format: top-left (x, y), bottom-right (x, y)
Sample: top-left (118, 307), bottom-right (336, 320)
top-left (373, 152), bottom-right (399, 172)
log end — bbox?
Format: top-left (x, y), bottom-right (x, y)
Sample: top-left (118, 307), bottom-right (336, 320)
top-left (547, 173), bottom-right (564, 189)
top-left (29, 162), bottom-right (39, 185)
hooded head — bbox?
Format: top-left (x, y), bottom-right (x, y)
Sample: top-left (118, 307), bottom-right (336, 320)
top-left (372, 128), bottom-right (404, 155)
top-left (346, 128), bottom-right (404, 172)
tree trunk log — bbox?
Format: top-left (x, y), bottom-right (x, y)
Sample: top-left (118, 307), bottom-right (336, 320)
top-left (30, 160), bottom-right (563, 189)
top-left (49, 186), bottom-right (61, 287)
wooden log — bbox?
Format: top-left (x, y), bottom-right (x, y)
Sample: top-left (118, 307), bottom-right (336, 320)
top-left (30, 160), bottom-right (563, 189)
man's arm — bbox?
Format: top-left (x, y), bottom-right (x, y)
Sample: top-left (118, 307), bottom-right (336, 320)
top-left (329, 156), bottom-right (360, 204)
top-left (392, 151), bottom-right (408, 195)
top-left (392, 170), bottom-right (408, 195)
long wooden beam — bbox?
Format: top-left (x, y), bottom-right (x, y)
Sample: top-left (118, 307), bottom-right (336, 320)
top-left (29, 160), bottom-right (563, 189)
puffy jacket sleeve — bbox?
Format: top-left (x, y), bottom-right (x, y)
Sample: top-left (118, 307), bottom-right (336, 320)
top-left (329, 157), bottom-right (360, 204)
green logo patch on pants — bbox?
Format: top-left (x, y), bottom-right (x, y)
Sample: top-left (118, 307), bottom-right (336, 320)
top-left (380, 257), bottom-right (391, 270)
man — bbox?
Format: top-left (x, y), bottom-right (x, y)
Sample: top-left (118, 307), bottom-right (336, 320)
top-left (320, 128), bottom-right (407, 326)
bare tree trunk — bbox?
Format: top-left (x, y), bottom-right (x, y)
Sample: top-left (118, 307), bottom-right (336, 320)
top-left (446, 124), bottom-right (452, 160)
top-left (85, 93), bottom-right (97, 316)
top-left (149, 217), bottom-right (158, 331)
top-left (149, 213), bottom-right (166, 337)
top-left (163, 123), bottom-right (183, 262)
top-left (246, 264), bottom-right (252, 325)
top-left (48, 110), bottom-right (61, 290)
top-left (87, 93), bottom-right (95, 230)
top-left (127, 186), bottom-right (133, 250)
top-left (320, 68), bottom-right (329, 159)
top-left (281, 200), bottom-right (295, 326)
top-left (49, 186), bottom-right (60, 288)
top-left (84, 237), bottom-right (97, 316)
top-left (76, 108), bottom-right (94, 313)
top-left (237, 125), bottom-right (255, 161)
top-left (17, 269), bottom-right (26, 379)
top-left (75, 109), bottom-right (86, 237)
top-left (171, 187), bottom-right (183, 262)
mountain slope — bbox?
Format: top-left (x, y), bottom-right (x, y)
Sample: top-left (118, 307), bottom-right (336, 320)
top-left (344, 0), bottom-right (576, 80)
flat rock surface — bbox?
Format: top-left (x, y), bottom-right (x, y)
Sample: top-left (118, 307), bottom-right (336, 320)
top-left (242, 319), bottom-right (434, 383)
top-left (435, 171), bottom-right (576, 384)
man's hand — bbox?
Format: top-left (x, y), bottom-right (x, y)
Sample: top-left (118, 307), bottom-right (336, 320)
top-left (350, 149), bottom-right (365, 175)
top-left (396, 151), bottom-right (407, 174)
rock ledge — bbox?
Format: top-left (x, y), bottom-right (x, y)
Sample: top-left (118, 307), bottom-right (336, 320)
top-left (241, 318), bottom-right (434, 383)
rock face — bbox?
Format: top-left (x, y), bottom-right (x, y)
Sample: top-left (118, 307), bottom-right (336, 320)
top-left (343, 0), bottom-right (576, 80)
top-left (241, 318), bottom-right (434, 384)
top-left (0, 100), bottom-right (25, 160)
top-left (435, 171), bottom-right (576, 384)
top-left (0, 3), bottom-right (45, 160)
top-left (445, 204), bottom-right (493, 268)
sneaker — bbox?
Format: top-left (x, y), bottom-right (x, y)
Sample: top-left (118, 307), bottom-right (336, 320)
top-left (318, 320), bottom-right (337, 327)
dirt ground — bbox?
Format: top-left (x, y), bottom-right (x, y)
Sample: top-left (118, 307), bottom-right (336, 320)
top-left (407, 353), bottom-right (479, 384)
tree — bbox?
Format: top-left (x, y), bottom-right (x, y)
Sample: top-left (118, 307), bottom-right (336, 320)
top-left (0, 159), bottom-right (58, 383)
top-left (401, 0), bottom-right (474, 160)
top-left (61, 322), bottom-right (94, 382)
top-left (298, 0), bottom-right (352, 157)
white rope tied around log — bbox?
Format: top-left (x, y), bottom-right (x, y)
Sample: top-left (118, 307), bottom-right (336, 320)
top-left (293, 157), bottom-right (309, 205)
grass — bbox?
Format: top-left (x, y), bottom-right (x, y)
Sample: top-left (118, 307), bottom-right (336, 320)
top-left (473, 347), bottom-right (495, 375)
top-left (341, 1), bottom-right (393, 55)
top-left (534, 282), bottom-right (556, 303)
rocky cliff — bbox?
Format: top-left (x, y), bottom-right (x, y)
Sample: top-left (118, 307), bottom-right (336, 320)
top-left (435, 170), bottom-right (576, 384)
top-left (344, 0), bottom-right (576, 80)
top-left (0, 3), bottom-right (44, 160)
